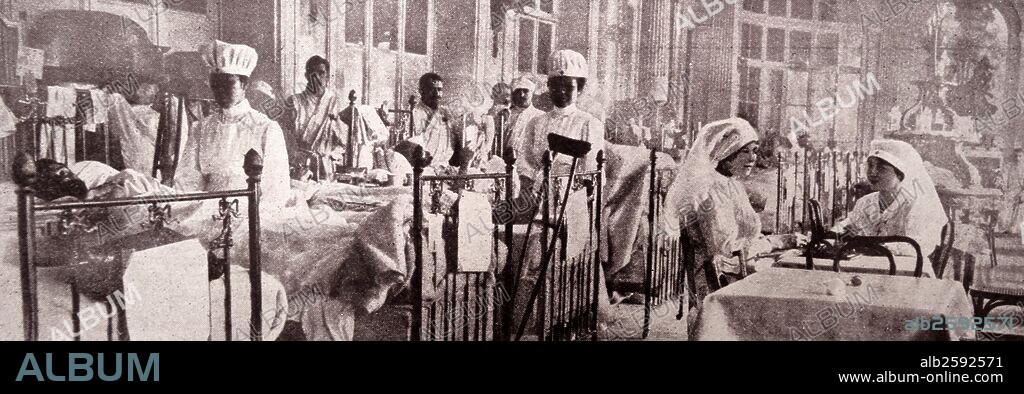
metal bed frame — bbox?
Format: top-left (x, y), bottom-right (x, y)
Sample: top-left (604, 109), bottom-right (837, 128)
top-left (13, 149), bottom-right (266, 341)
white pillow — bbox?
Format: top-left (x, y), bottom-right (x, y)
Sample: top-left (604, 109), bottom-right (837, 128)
top-left (69, 161), bottom-right (119, 190)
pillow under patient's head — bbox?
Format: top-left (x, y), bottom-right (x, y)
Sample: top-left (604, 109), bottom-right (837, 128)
top-left (69, 161), bottom-right (120, 190)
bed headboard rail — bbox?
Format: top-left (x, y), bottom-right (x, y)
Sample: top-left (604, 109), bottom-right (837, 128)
top-left (12, 149), bottom-right (265, 341)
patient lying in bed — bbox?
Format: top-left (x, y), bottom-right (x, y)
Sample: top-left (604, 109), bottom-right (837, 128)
top-left (0, 162), bottom-right (288, 341)
top-left (59, 151), bottom-right (505, 341)
top-left (52, 160), bottom-right (432, 341)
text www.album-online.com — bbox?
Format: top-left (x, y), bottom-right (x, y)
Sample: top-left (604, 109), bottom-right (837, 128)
top-left (837, 357), bottom-right (1005, 383)
top-left (837, 372), bottom-right (1004, 383)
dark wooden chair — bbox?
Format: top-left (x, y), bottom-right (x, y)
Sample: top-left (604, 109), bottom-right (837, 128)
top-left (681, 228), bottom-right (720, 306)
top-left (831, 235), bottom-right (925, 277)
top-left (969, 212), bottom-right (1024, 324)
top-left (932, 213), bottom-right (956, 280)
top-left (681, 226), bottom-right (746, 306)
top-left (804, 200), bottom-right (843, 269)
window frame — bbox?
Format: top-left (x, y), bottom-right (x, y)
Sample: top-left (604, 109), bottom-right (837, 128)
top-left (767, 0), bottom-right (788, 17)
top-left (735, 0), bottom-right (854, 131)
top-left (372, 0), bottom-right (402, 51)
top-left (790, 0), bottom-right (815, 20)
top-left (816, 32), bottom-right (839, 67)
top-left (743, 0), bottom-right (766, 13)
top-left (766, 27), bottom-right (786, 63)
top-left (344, 0), bottom-right (433, 57)
top-left (736, 3), bottom-right (847, 70)
top-left (818, 0), bottom-right (837, 22)
top-left (738, 63), bottom-right (763, 129)
top-left (403, 0), bottom-right (432, 56)
top-left (514, 0), bottom-right (559, 76)
top-left (741, 23), bottom-right (764, 60)
top-left (344, 0), bottom-right (369, 46)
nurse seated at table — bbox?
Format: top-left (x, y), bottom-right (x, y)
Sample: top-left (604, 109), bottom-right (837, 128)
top-left (831, 139), bottom-right (947, 257)
top-left (665, 118), bottom-right (806, 288)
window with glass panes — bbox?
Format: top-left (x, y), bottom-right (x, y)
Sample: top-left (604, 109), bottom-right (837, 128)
top-left (818, 0), bottom-right (836, 22)
top-left (741, 23), bottom-right (763, 60)
top-left (345, 1), bottom-right (367, 45)
top-left (374, 0), bottom-right (400, 51)
top-left (789, 31), bottom-right (813, 66)
top-left (738, 64), bottom-right (762, 129)
top-left (344, 0), bottom-right (431, 55)
top-left (791, 0), bottom-right (814, 19)
top-left (736, 0), bottom-right (847, 132)
top-left (768, 0), bottom-right (787, 16)
top-left (816, 33), bottom-right (839, 67)
top-left (743, 0), bottom-right (765, 13)
top-left (516, 1), bottom-right (558, 74)
top-left (406, 0), bottom-right (430, 55)
top-left (766, 28), bottom-right (785, 62)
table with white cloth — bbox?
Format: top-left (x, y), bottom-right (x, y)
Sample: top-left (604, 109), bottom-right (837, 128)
top-left (693, 268), bottom-right (974, 341)
top-left (772, 250), bottom-right (935, 278)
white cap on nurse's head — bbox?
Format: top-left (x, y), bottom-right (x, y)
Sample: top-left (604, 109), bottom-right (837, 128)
top-left (548, 50), bottom-right (589, 79)
top-left (200, 40), bottom-right (258, 77)
top-left (512, 76), bottom-right (536, 92)
top-left (868, 139), bottom-right (910, 175)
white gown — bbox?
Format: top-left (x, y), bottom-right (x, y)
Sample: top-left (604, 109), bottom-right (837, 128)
top-left (174, 99), bottom-right (360, 340)
top-left (518, 104), bottom-right (605, 179)
top-left (507, 105), bottom-right (545, 156)
top-left (176, 99), bottom-right (292, 215)
top-left (832, 140), bottom-right (947, 258)
top-left (835, 191), bottom-right (944, 257)
top-left (409, 103), bottom-right (457, 165)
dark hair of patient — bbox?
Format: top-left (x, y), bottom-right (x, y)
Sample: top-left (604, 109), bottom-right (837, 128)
top-left (419, 73), bottom-right (443, 90)
top-left (34, 159), bottom-right (88, 201)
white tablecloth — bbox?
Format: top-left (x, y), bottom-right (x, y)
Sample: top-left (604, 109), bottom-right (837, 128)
top-left (694, 269), bottom-right (974, 341)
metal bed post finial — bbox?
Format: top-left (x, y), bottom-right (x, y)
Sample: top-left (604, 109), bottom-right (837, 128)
top-left (244, 149), bottom-right (264, 180)
top-left (13, 152), bottom-right (39, 341)
top-left (502, 146), bottom-right (518, 172)
top-left (13, 151), bottom-right (36, 187)
top-left (494, 109), bottom-right (509, 158)
top-left (345, 90), bottom-right (358, 174)
top-left (244, 149), bottom-right (264, 341)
